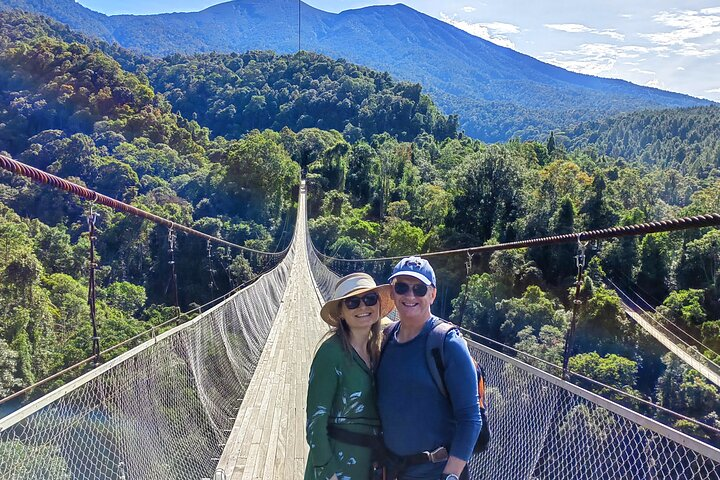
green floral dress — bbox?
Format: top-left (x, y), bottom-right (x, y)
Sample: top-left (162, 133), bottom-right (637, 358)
top-left (305, 334), bottom-right (381, 480)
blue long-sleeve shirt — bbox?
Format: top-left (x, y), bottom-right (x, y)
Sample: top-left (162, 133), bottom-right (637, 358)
top-left (376, 317), bottom-right (481, 479)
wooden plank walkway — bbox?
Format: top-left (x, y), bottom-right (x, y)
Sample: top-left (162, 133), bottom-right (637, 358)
top-left (215, 190), bottom-right (329, 479)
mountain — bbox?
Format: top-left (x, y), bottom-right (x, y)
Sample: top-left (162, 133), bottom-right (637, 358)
top-left (0, 0), bottom-right (713, 141)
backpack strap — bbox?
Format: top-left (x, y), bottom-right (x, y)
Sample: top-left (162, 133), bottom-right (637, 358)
top-left (426, 317), bottom-right (456, 399)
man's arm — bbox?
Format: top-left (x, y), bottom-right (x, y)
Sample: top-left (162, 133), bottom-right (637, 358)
top-left (442, 330), bottom-right (482, 474)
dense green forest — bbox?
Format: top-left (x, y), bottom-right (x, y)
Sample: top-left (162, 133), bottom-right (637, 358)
top-left (0, 10), bottom-right (718, 441)
top-left (0, 11), bottom-right (299, 395)
top-left (565, 106), bottom-right (720, 177)
top-left (144, 51), bottom-right (458, 142)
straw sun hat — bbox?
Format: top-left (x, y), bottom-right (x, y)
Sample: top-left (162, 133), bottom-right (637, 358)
top-left (320, 273), bottom-right (394, 327)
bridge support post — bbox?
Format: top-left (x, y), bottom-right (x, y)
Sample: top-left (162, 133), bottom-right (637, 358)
top-left (562, 237), bottom-right (588, 380)
top-left (86, 204), bottom-right (101, 366)
top-left (168, 227), bottom-right (181, 324)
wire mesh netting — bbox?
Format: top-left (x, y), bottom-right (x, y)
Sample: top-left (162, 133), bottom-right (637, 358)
top-left (307, 240), bottom-right (720, 480)
top-left (0, 242), bottom-right (295, 480)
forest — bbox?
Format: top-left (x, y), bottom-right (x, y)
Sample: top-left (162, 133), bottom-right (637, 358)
top-left (0, 10), bottom-right (718, 442)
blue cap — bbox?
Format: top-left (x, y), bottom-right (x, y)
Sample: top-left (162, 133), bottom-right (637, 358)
top-left (388, 256), bottom-right (436, 286)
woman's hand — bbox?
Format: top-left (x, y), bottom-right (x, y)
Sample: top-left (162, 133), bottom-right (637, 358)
top-left (329, 475), bottom-right (339, 480)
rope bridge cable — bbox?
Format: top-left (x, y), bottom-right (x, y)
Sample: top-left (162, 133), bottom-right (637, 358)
top-left (0, 154), bottom-right (284, 256)
top-left (314, 212), bottom-right (720, 263)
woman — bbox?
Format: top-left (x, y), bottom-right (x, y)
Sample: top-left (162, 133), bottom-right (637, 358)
top-left (305, 272), bottom-right (394, 480)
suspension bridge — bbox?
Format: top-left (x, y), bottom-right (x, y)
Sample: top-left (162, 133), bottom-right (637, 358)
top-left (606, 277), bottom-right (720, 389)
top-left (1, 155), bottom-right (720, 479)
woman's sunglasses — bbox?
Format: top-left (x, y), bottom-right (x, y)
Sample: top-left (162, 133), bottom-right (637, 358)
top-left (343, 292), bottom-right (380, 309)
top-left (393, 282), bottom-right (429, 297)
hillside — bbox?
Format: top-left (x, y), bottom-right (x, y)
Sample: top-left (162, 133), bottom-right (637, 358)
top-left (144, 51), bottom-right (457, 141)
top-left (0, 0), bottom-right (712, 141)
top-left (566, 106), bottom-right (720, 177)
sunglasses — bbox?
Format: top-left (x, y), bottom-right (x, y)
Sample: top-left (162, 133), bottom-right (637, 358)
top-left (393, 282), bottom-right (429, 297)
top-left (343, 292), bottom-right (380, 309)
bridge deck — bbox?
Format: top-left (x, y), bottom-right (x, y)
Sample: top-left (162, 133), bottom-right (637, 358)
top-left (216, 199), bottom-right (328, 479)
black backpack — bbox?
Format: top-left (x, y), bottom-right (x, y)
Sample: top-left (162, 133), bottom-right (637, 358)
top-left (382, 319), bottom-right (491, 453)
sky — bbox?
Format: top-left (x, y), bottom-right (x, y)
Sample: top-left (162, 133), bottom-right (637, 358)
top-left (77, 1), bottom-right (720, 102)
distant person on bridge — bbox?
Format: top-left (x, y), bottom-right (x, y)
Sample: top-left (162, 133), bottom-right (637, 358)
top-left (305, 273), bottom-right (395, 480)
top-left (377, 257), bottom-right (481, 480)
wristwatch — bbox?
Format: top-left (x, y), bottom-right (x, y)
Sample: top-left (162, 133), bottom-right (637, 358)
top-left (442, 475), bottom-right (460, 480)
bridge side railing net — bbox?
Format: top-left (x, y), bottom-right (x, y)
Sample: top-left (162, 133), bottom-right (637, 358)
top-left (0, 241), bottom-right (296, 480)
top-left (307, 235), bottom-right (720, 480)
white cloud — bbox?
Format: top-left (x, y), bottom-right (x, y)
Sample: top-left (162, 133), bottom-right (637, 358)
top-left (462, 6), bottom-right (476, 13)
top-left (480, 22), bottom-right (520, 35)
top-left (677, 66), bottom-right (685, 70)
top-left (545, 23), bottom-right (625, 41)
top-left (630, 68), bottom-right (656, 75)
top-left (440, 13), bottom-right (518, 49)
top-left (676, 44), bottom-right (720, 57)
top-left (645, 79), bottom-right (664, 89)
top-left (642, 9), bottom-right (720, 46)
top-left (619, 14), bottom-right (633, 19)
top-left (541, 43), bottom-right (655, 76)
top-left (707, 87), bottom-right (720, 93)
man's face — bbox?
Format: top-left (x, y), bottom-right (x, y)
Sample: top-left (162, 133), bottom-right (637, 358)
top-left (390, 275), bottom-right (436, 323)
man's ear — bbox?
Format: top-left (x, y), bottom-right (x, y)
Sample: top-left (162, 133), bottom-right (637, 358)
top-left (429, 286), bottom-right (437, 304)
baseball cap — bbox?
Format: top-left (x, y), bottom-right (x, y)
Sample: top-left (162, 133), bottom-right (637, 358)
top-left (388, 256), bottom-right (436, 286)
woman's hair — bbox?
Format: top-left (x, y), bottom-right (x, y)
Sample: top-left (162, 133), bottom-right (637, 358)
top-left (332, 299), bottom-right (383, 367)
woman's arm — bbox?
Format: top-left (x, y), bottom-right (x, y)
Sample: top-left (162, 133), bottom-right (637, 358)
top-left (306, 344), bottom-right (342, 480)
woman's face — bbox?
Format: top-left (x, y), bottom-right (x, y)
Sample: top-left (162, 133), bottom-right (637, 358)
top-left (339, 292), bottom-right (381, 331)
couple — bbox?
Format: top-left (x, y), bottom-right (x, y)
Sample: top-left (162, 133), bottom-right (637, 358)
top-left (305, 257), bottom-right (482, 480)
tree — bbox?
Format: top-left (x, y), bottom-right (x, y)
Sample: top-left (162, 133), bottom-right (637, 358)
top-left (102, 281), bottom-right (146, 317)
top-left (380, 218), bottom-right (425, 257)
top-left (449, 145), bottom-right (526, 244)
top-left (636, 233), bottom-right (671, 302)
top-left (658, 289), bottom-right (707, 328)
top-left (575, 284), bottom-right (632, 356)
top-left (569, 352), bottom-right (638, 391)
top-left (599, 208), bottom-right (644, 282)
top-left (546, 131), bottom-right (556, 155)
top-left (514, 324), bottom-right (566, 371)
top-left (450, 273), bottom-right (506, 336)
top-left (580, 175), bottom-right (618, 231)
top-left (229, 255), bottom-right (254, 285)
top-left (0, 339), bottom-right (19, 396)
top-left (497, 285), bottom-right (564, 343)
top-left (656, 353), bottom-right (720, 418)
top-left (222, 130), bottom-right (300, 222)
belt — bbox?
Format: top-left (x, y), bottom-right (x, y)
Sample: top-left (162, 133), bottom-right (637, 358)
top-left (327, 424), bottom-right (382, 449)
top-left (401, 446), bottom-right (449, 465)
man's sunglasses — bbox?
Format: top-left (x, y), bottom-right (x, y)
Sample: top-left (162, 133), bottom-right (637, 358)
top-left (343, 292), bottom-right (380, 309)
top-left (393, 282), bottom-right (429, 297)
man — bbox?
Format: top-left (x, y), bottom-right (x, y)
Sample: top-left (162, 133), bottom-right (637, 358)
top-left (376, 256), bottom-right (481, 480)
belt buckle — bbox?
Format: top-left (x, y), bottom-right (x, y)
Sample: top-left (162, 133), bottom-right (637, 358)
top-left (425, 446), bottom-right (448, 463)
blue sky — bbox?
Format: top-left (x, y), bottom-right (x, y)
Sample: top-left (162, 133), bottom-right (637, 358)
top-left (77, 1), bottom-right (720, 102)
